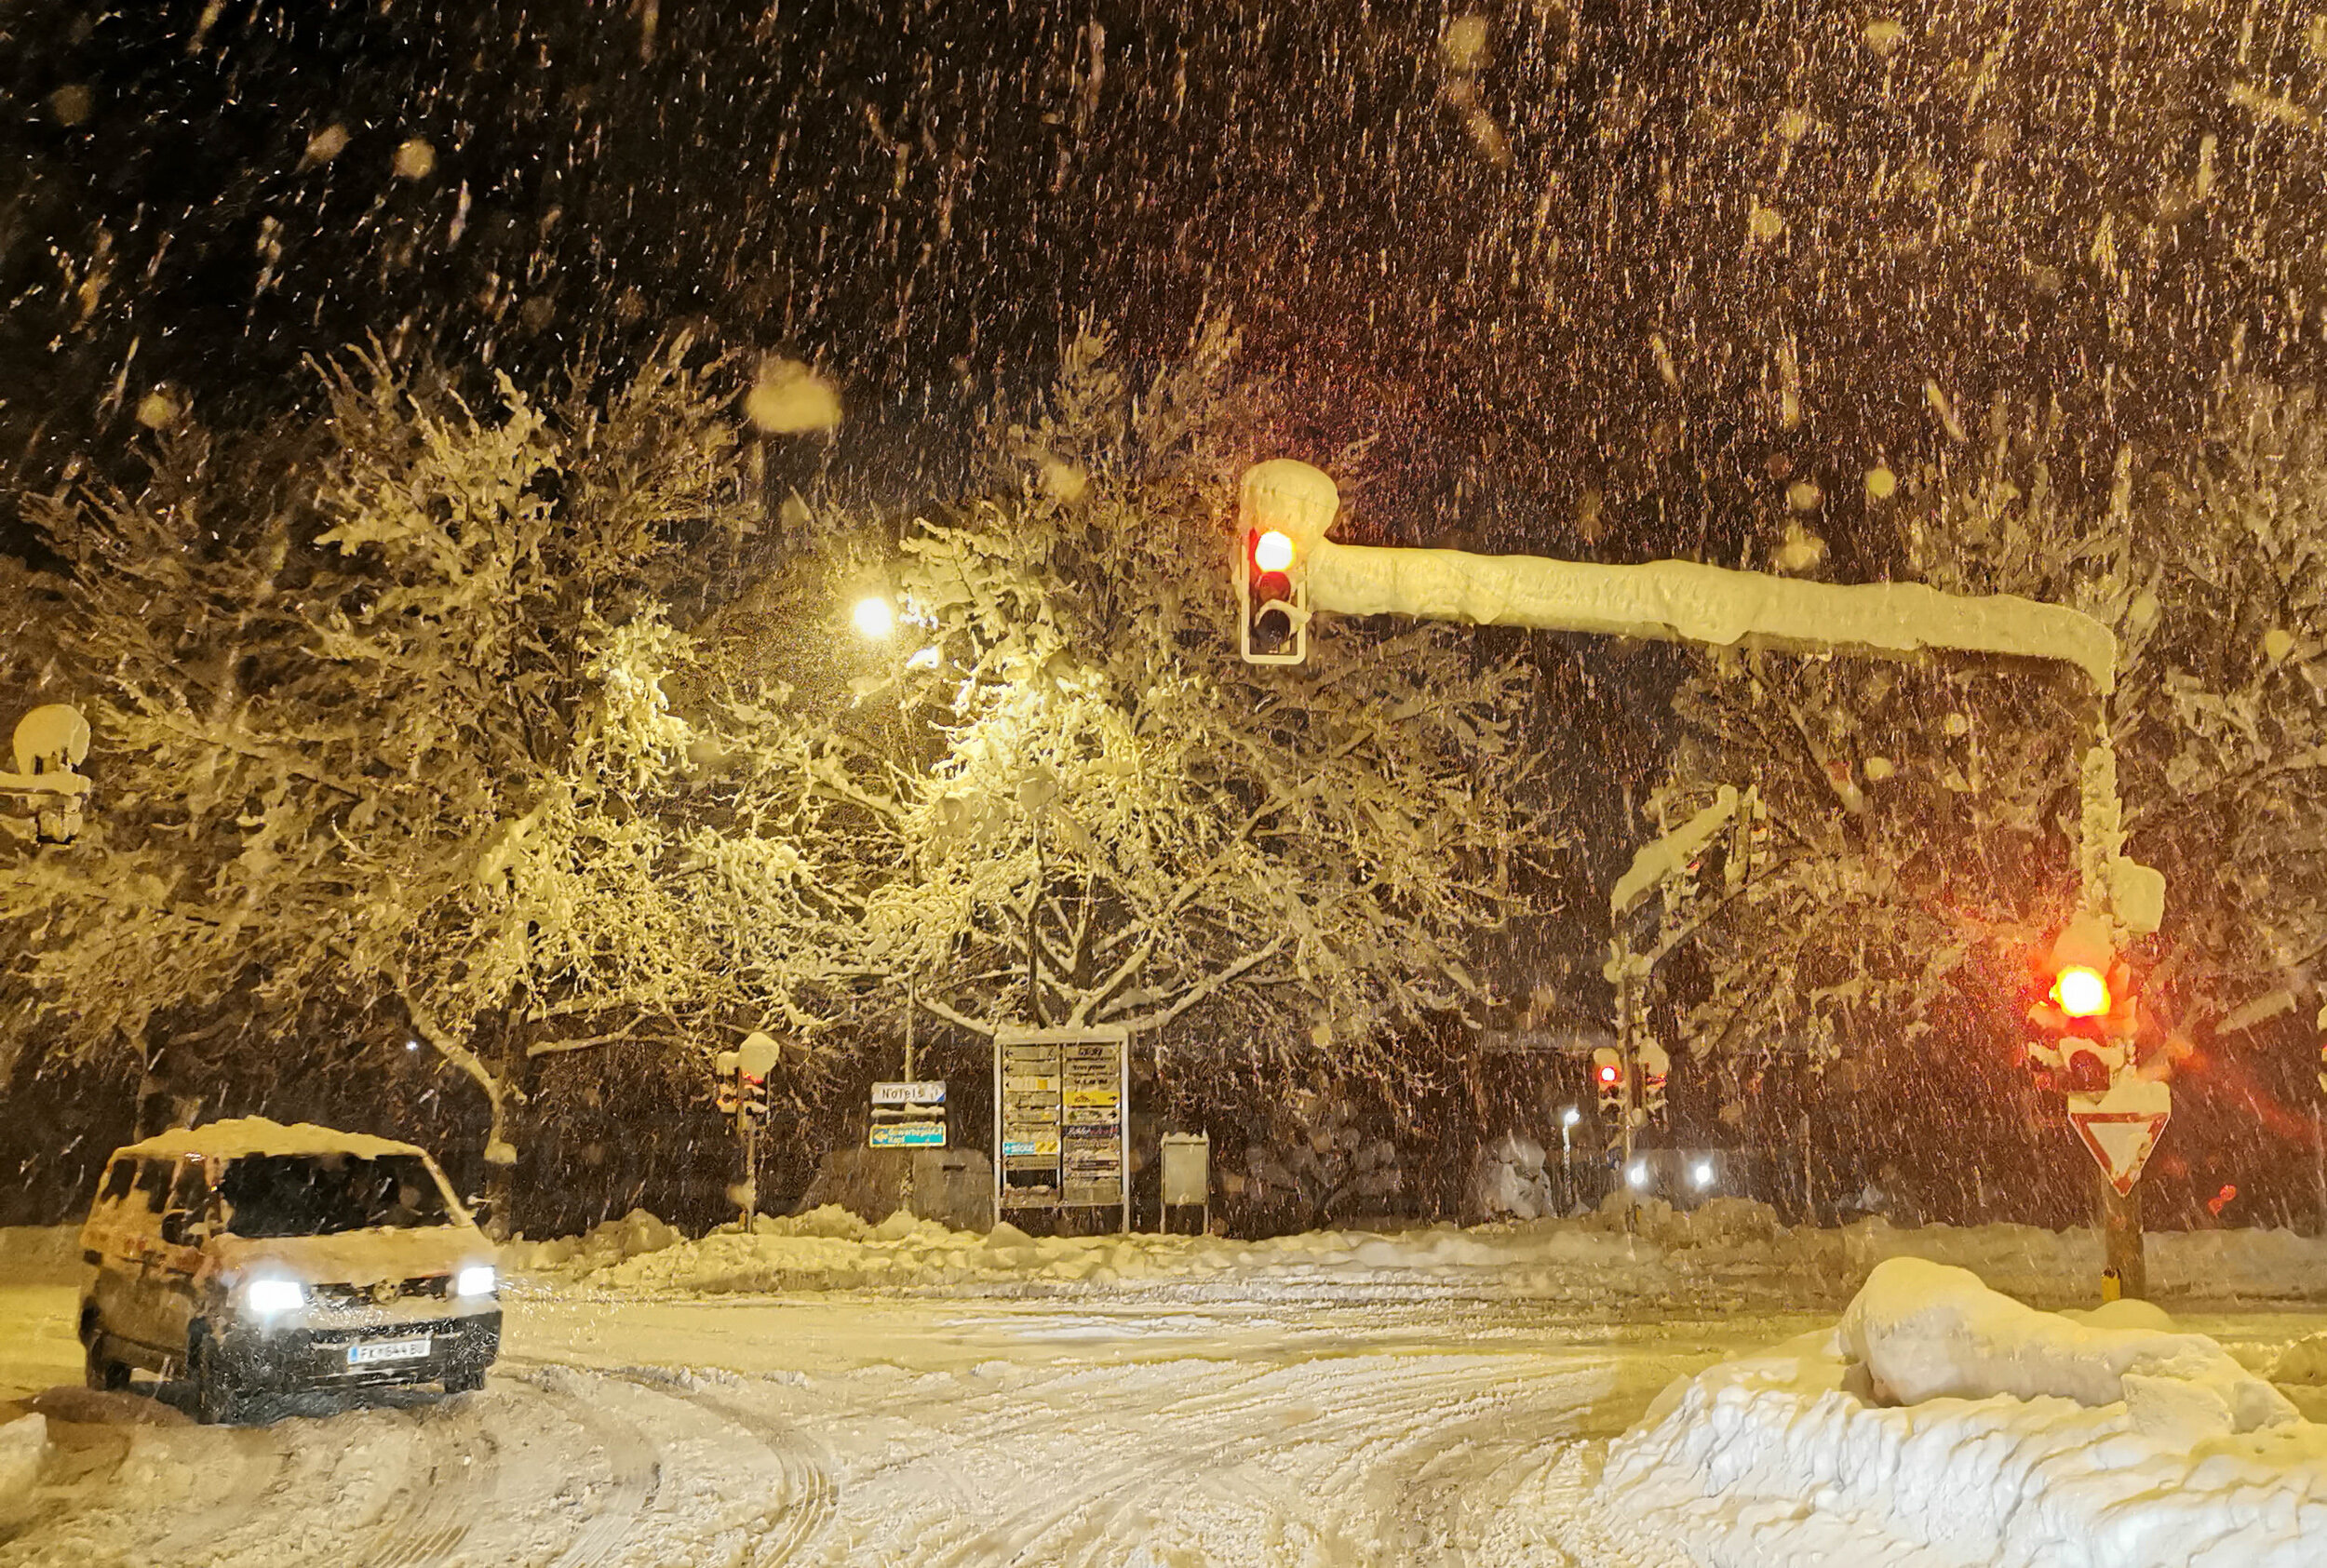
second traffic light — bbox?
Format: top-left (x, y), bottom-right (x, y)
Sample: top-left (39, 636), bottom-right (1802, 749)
top-left (1593, 1046), bottom-right (1627, 1115)
top-left (1240, 524), bottom-right (1309, 664)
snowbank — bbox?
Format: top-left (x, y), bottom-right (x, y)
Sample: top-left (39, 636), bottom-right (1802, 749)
top-left (530, 1205), bottom-right (1684, 1299)
top-left (117, 1116), bottom-right (426, 1161)
top-left (1598, 1258), bottom-right (2327, 1568)
top-left (508, 1207), bottom-right (683, 1275)
top-left (512, 1202), bottom-right (2327, 1309)
top-left (0, 1226), bottom-right (84, 1286)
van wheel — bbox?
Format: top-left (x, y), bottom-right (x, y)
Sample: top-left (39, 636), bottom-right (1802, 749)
top-left (192, 1335), bottom-right (241, 1425)
top-left (84, 1336), bottom-right (130, 1392)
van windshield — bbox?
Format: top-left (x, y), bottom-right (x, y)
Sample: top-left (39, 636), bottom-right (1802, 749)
top-left (217, 1153), bottom-right (455, 1238)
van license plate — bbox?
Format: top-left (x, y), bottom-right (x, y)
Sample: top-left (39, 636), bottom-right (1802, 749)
top-left (347, 1337), bottom-right (431, 1366)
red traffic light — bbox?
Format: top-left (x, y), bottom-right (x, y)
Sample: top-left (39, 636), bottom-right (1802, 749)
top-left (2051, 964), bottom-right (2110, 1020)
top-left (1595, 1062), bottom-right (1621, 1087)
top-left (1241, 526), bottom-right (1305, 662)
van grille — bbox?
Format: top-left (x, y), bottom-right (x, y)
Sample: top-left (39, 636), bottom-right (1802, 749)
top-left (311, 1274), bottom-right (451, 1307)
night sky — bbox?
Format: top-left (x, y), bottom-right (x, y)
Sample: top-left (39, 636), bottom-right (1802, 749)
top-left (8, 1), bottom-right (2318, 563)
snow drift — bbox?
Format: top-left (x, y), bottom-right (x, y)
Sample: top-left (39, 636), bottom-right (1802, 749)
top-left (1597, 1257), bottom-right (2327, 1568)
top-left (498, 1202), bottom-right (2327, 1308)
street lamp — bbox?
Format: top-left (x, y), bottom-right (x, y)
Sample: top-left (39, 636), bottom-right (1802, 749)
top-left (852, 596), bottom-right (895, 639)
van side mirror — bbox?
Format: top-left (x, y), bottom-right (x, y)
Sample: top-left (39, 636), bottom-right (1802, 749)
top-left (464, 1195), bottom-right (495, 1228)
top-left (159, 1209), bottom-right (208, 1247)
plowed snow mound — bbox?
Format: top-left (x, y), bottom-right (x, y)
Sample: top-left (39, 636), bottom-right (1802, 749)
top-left (1597, 1258), bottom-right (2327, 1568)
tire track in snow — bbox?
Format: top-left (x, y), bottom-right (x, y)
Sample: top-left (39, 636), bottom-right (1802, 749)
top-left (356, 1398), bottom-right (499, 1568)
top-left (519, 1371), bottom-right (664, 1568)
top-left (145, 1421), bottom-right (295, 1564)
top-left (907, 1357), bottom-right (1504, 1567)
top-left (634, 1377), bottom-right (840, 1567)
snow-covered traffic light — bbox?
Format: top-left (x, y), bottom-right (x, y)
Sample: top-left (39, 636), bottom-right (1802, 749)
top-left (1237, 460), bottom-right (1337, 666)
top-left (1240, 524), bottom-right (1308, 663)
top-left (1636, 1039), bottom-right (1670, 1123)
top-left (1593, 1046), bottom-right (1627, 1116)
top-left (2026, 917), bottom-right (2133, 1040)
top-left (2024, 916), bottom-right (2138, 1093)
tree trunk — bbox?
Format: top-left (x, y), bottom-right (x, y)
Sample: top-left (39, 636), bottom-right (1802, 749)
top-left (481, 1012), bottom-right (535, 1240)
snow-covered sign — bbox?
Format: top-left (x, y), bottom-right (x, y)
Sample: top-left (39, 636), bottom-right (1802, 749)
top-left (2067, 1078), bottom-right (2172, 1196)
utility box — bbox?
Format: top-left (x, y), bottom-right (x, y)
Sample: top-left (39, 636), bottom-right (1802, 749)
top-left (1161, 1132), bottom-right (1209, 1234)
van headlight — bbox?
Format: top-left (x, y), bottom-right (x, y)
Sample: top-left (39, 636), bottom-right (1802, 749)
top-left (454, 1265), bottom-right (496, 1298)
top-left (244, 1278), bottom-right (306, 1315)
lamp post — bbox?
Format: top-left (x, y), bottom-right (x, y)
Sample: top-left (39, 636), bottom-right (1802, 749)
top-left (1559, 1104), bottom-right (1580, 1214)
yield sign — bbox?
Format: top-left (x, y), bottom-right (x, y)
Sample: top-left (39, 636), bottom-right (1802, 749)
top-left (2067, 1080), bottom-right (2172, 1196)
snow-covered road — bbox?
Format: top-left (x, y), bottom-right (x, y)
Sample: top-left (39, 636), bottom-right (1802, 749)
top-left (6, 1281), bottom-right (2324, 1566)
top-left (1, 1280), bottom-right (1805, 1566)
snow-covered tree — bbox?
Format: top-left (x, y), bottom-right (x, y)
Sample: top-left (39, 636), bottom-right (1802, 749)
top-left (696, 328), bottom-right (1554, 1101)
top-left (0, 344), bottom-right (814, 1202)
top-left (1661, 382), bottom-right (2327, 1073)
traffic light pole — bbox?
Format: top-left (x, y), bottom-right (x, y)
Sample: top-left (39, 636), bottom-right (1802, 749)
top-left (1243, 460), bottom-right (2172, 1293)
top-left (1613, 958), bottom-right (1638, 1232)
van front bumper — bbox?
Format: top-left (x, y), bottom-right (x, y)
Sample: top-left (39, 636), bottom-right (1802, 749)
top-left (213, 1307), bottom-right (502, 1392)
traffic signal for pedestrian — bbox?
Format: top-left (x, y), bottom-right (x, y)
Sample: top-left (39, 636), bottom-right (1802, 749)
top-left (1239, 523), bottom-right (1308, 663)
top-left (1593, 1046), bottom-right (1627, 1115)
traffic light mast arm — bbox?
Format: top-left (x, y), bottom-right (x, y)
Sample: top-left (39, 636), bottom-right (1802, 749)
top-left (1242, 459), bottom-right (2159, 937)
top-left (1305, 541), bottom-right (2117, 696)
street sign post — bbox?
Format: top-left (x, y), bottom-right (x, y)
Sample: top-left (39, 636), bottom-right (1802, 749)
top-left (869, 1080), bottom-right (947, 1149)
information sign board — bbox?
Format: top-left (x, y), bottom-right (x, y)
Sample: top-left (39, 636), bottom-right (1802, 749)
top-left (993, 1026), bottom-right (1129, 1226)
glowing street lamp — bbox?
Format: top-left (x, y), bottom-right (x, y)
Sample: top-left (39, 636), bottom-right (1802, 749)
top-left (852, 596), bottom-right (895, 639)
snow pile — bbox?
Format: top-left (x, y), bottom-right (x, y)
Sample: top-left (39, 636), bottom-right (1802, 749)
top-left (1597, 1258), bottom-right (2327, 1567)
top-left (0, 1414), bottom-right (46, 1520)
top-left (513, 1207), bottom-right (684, 1273)
top-left (568, 1212), bottom-right (1676, 1299)
top-left (0, 1225), bottom-right (85, 1285)
top-left (117, 1116), bottom-right (426, 1161)
top-left (1470, 1132), bottom-right (1556, 1220)
top-left (512, 1203), bottom-right (2327, 1307)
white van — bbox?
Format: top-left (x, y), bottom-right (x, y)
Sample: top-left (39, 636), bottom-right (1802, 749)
top-left (77, 1118), bottom-right (502, 1423)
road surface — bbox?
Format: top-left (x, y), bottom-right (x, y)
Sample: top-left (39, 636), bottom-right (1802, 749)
top-left (4, 1280), bottom-right (2322, 1566)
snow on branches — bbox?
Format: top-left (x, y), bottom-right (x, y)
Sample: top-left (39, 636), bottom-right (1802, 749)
top-left (701, 328), bottom-right (1554, 1092)
top-left (1663, 383), bottom-right (2327, 1066)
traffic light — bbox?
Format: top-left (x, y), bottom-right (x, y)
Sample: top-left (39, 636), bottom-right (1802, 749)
top-left (1636, 1040), bottom-right (1671, 1123)
top-left (713, 1051), bottom-right (741, 1117)
top-left (742, 1071), bottom-right (770, 1123)
top-left (1593, 1046), bottom-right (1627, 1115)
top-left (1240, 523), bottom-right (1308, 663)
top-left (2025, 915), bottom-right (2135, 1092)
